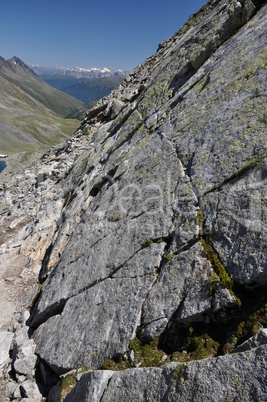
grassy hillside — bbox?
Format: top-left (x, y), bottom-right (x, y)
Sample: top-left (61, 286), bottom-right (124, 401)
top-left (0, 57), bottom-right (84, 117)
top-left (0, 78), bottom-right (79, 153)
top-left (0, 57), bottom-right (81, 169)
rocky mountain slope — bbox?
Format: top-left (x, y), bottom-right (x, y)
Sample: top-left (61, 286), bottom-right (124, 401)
top-left (0, 0), bottom-right (266, 400)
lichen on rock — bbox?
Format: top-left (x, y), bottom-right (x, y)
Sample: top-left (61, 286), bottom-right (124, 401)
top-left (0, 0), bottom-right (266, 400)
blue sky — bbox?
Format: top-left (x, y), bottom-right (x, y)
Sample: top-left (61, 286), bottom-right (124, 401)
top-left (1, 0), bottom-right (207, 71)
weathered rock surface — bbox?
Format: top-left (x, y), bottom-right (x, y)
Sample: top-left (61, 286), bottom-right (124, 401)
top-left (0, 331), bottom-right (13, 370)
top-left (34, 244), bottom-right (166, 373)
top-left (0, 0), bottom-right (266, 400)
top-left (233, 328), bottom-right (267, 353)
top-left (64, 345), bottom-right (267, 402)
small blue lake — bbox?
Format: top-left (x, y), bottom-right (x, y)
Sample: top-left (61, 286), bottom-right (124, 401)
top-left (0, 161), bottom-right (6, 173)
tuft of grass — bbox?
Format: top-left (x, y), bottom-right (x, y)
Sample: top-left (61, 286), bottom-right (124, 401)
top-left (142, 239), bottom-right (154, 248)
top-left (166, 253), bottom-right (174, 261)
top-left (58, 375), bottom-right (77, 401)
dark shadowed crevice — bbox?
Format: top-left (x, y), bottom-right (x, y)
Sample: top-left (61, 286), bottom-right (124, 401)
top-left (89, 167), bottom-right (118, 197)
top-left (169, 63), bottom-right (196, 95)
top-left (33, 356), bottom-right (59, 400)
top-left (105, 105), bottom-right (137, 139)
top-left (29, 298), bottom-right (67, 330)
top-left (39, 243), bottom-right (55, 282)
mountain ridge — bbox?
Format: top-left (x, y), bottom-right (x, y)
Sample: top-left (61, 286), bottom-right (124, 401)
top-left (32, 64), bottom-right (128, 79)
top-left (0, 0), bottom-right (266, 400)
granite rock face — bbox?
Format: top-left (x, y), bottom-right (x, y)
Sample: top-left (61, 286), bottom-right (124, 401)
top-left (64, 345), bottom-right (267, 402)
top-left (0, 0), bottom-right (266, 400)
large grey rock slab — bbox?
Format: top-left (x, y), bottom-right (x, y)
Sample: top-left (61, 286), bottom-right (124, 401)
top-left (64, 345), bottom-right (267, 402)
top-left (34, 244), bottom-right (166, 373)
top-left (233, 328), bottom-right (267, 353)
top-left (30, 133), bottom-right (185, 328)
top-left (31, 127), bottom-right (202, 373)
top-left (204, 161), bottom-right (267, 285)
top-left (0, 331), bottom-right (13, 369)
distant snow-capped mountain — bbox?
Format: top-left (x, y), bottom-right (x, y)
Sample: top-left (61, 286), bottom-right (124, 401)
top-left (31, 65), bottom-right (128, 78)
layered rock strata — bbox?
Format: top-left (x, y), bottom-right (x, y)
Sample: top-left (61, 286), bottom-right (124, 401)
top-left (0, 0), bottom-right (266, 400)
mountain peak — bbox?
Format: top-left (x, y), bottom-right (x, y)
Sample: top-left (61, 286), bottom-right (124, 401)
top-left (6, 56), bottom-right (40, 78)
top-left (9, 55), bottom-right (24, 65)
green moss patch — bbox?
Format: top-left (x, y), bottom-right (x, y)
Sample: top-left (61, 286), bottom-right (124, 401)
top-left (59, 375), bottom-right (77, 401)
top-left (166, 253), bottom-right (174, 261)
top-left (101, 338), bottom-right (170, 370)
top-left (142, 238), bottom-right (154, 248)
top-left (196, 210), bottom-right (204, 236)
top-left (199, 238), bottom-right (234, 292)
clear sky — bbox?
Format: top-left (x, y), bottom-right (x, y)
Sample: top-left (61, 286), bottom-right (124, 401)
top-left (0, 0), bottom-right (207, 71)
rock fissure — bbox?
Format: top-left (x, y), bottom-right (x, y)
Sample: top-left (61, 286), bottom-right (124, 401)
top-left (203, 154), bottom-right (266, 196)
top-left (1, 1), bottom-right (267, 400)
top-left (89, 167), bottom-right (118, 197)
top-left (173, 236), bottom-right (202, 256)
top-left (142, 316), bottom-right (168, 329)
top-left (105, 105), bottom-right (138, 139)
top-left (98, 373), bottom-right (114, 402)
top-left (169, 71), bottom-right (208, 110)
top-left (136, 241), bottom-right (172, 334)
top-left (31, 242), bottom-right (166, 330)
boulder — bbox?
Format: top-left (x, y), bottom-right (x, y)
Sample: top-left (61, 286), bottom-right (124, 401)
top-left (19, 379), bottom-right (42, 400)
top-left (64, 345), bottom-right (267, 402)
